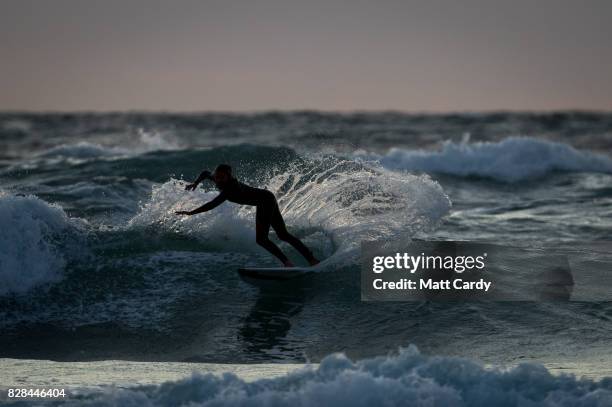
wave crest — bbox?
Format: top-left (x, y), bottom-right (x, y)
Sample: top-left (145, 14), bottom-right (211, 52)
top-left (0, 192), bottom-right (85, 295)
top-left (366, 137), bottom-right (612, 182)
top-left (39, 130), bottom-right (180, 161)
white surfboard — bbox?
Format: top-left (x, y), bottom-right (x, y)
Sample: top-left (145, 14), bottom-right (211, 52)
top-left (237, 266), bottom-right (312, 280)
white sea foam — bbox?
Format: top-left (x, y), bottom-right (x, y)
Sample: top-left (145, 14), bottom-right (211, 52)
top-left (361, 137), bottom-right (612, 182)
top-left (0, 192), bottom-right (84, 295)
top-left (63, 346), bottom-right (612, 406)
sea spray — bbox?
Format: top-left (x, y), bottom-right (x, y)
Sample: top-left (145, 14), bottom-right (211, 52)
top-left (128, 180), bottom-right (259, 253)
top-left (128, 157), bottom-right (451, 268)
top-left (268, 157), bottom-right (451, 265)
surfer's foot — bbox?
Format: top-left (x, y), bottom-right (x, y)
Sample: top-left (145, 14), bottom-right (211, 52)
top-left (283, 260), bottom-right (295, 267)
top-left (308, 257), bottom-right (320, 266)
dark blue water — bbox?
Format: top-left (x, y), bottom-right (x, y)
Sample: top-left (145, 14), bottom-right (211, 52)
top-left (1, 112), bottom-right (611, 369)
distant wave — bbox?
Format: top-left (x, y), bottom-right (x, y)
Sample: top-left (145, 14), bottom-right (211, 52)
top-left (1, 118), bottom-right (32, 133)
top-left (0, 192), bottom-right (85, 295)
top-left (41, 141), bottom-right (128, 159)
top-left (39, 129), bottom-right (181, 160)
top-left (360, 137), bottom-right (612, 182)
top-left (67, 346), bottom-right (612, 406)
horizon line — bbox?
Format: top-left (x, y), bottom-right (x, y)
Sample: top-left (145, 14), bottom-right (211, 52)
top-left (2, 108), bottom-right (612, 116)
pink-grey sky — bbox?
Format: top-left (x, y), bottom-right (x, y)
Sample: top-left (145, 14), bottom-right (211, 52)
top-left (1, 0), bottom-right (611, 112)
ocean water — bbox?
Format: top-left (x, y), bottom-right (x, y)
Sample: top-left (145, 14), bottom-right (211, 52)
top-left (1, 112), bottom-right (612, 405)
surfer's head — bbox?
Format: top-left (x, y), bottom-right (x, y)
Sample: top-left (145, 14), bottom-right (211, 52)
top-left (213, 164), bottom-right (232, 187)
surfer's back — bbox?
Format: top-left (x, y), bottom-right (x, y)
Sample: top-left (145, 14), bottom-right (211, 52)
top-left (220, 178), bottom-right (274, 207)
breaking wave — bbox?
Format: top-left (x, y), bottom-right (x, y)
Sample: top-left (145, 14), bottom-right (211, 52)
top-left (0, 192), bottom-right (85, 295)
top-left (128, 157), bottom-right (451, 266)
top-left (362, 137), bottom-right (612, 182)
top-left (63, 346), bottom-right (612, 406)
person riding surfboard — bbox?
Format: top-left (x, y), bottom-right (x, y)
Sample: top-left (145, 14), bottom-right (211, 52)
top-left (176, 164), bottom-right (319, 267)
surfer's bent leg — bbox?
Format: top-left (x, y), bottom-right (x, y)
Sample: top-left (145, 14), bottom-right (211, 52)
top-left (269, 200), bottom-right (318, 264)
top-left (255, 206), bottom-right (290, 264)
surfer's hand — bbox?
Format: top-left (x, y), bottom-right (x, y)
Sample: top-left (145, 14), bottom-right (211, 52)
top-left (175, 210), bottom-right (192, 216)
top-left (185, 182), bottom-right (198, 191)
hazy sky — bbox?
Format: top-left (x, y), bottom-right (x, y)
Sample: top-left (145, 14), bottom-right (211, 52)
top-left (1, 0), bottom-right (611, 111)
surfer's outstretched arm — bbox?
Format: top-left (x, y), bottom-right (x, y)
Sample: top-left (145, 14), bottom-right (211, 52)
top-left (185, 170), bottom-right (212, 191)
top-left (175, 193), bottom-right (227, 216)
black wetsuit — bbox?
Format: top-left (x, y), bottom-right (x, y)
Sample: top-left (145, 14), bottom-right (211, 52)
top-left (201, 178), bottom-right (314, 263)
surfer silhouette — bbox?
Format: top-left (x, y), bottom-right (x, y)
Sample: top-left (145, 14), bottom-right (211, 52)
top-left (176, 164), bottom-right (319, 267)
